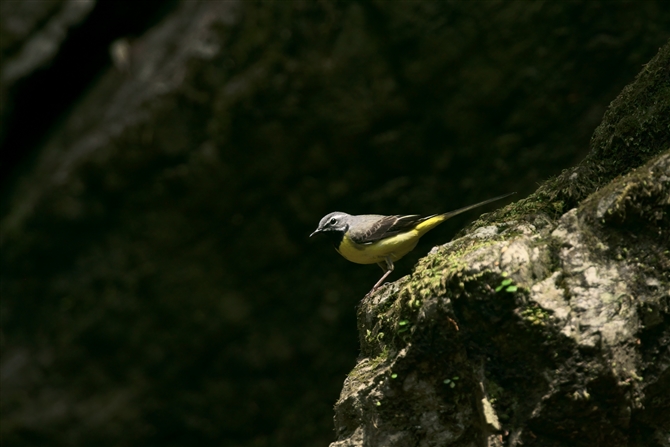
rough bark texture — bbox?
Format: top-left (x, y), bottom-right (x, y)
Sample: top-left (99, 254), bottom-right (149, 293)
top-left (331, 44), bottom-right (670, 447)
top-left (1, 1), bottom-right (669, 446)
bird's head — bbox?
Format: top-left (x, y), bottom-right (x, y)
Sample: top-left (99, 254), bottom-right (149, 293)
top-left (310, 212), bottom-right (350, 237)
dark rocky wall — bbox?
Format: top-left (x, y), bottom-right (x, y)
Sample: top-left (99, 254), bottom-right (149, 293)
top-left (1, 1), bottom-right (669, 446)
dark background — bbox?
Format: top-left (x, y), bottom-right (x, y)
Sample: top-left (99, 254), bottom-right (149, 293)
top-left (2, 1), bottom-right (669, 446)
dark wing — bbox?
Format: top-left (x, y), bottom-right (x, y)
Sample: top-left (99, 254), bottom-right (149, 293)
top-left (349, 214), bottom-right (434, 244)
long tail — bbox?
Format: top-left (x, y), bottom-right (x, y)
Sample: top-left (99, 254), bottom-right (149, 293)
top-left (414, 192), bottom-right (515, 235)
top-left (440, 192), bottom-right (516, 220)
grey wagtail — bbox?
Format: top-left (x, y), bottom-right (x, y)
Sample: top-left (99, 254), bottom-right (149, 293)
top-left (310, 192), bottom-right (515, 293)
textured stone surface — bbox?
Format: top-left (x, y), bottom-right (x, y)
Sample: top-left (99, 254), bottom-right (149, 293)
top-left (332, 151), bottom-right (669, 446)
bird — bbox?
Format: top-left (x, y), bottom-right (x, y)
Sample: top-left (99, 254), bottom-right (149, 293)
top-left (310, 192), bottom-right (515, 294)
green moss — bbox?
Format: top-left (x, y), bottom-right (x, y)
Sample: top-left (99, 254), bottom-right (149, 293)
top-left (520, 305), bottom-right (550, 326)
top-left (347, 346), bottom-right (390, 382)
top-left (370, 346), bottom-right (390, 368)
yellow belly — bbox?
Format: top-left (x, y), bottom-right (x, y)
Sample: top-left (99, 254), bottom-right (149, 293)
top-left (335, 214), bottom-right (448, 265)
top-left (336, 231), bottom-right (421, 265)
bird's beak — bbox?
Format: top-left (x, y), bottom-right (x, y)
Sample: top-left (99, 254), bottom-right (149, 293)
top-left (309, 229), bottom-right (321, 237)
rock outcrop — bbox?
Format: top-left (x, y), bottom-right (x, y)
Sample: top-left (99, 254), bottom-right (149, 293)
top-left (331, 43), bottom-right (670, 447)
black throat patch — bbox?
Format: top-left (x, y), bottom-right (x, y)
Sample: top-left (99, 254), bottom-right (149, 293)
top-left (324, 230), bottom-right (345, 249)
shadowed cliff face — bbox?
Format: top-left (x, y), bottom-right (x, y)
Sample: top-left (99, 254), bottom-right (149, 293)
top-left (1, 1), bottom-right (669, 446)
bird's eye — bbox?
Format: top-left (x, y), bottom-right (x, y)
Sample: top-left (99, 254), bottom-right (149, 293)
top-left (329, 217), bottom-right (337, 225)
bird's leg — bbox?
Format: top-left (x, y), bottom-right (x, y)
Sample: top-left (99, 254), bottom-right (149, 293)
top-left (369, 257), bottom-right (395, 294)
